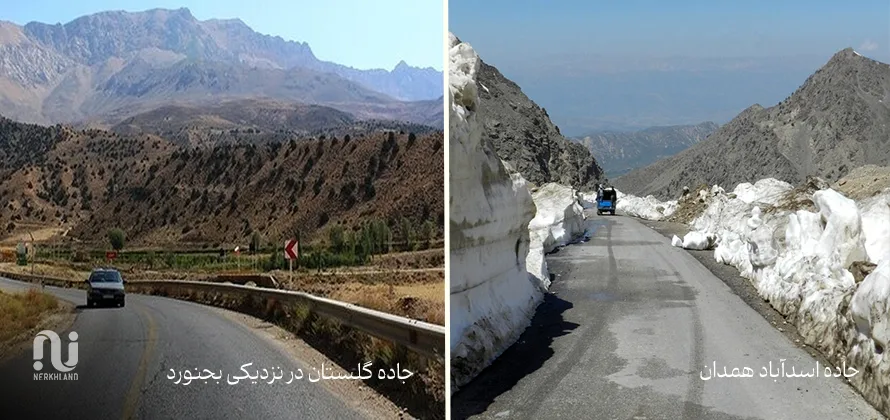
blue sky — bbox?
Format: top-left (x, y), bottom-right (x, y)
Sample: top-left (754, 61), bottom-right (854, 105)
top-left (450, 0), bottom-right (890, 133)
top-left (450, 0), bottom-right (889, 63)
top-left (2, 0), bottom-right (444, 71)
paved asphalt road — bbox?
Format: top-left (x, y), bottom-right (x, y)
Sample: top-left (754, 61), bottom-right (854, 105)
top-left (453, 213), bottom-right (883, 419)
top-left (0, 277), bottom-right (369, 420)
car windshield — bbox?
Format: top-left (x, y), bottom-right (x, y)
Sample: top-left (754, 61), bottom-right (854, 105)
top-left (90, 271), bottom-right (122, 283)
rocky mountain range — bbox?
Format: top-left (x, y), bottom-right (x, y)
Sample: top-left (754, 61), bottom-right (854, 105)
top-left (106, 98), bottom-right (438, 147)
top-left (0, 8), bottom-right (442, 126)
top-left (577, 122), bottom-right (718, 178)
top-left (473, 45), bottom-right (605, 189)
top-left (615, 48), bottom-right (890, 199)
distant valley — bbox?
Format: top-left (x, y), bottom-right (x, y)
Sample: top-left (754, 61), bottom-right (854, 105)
top-left (575, 121), bottom-right (718, 179)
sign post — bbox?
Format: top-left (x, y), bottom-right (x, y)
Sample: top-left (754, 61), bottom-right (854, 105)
top-left (234, 246), bottom-right (241, 271)
top-left (106, 251), bottom-right (117, 262)
top-left (284, 239), bottom-right (298, 280)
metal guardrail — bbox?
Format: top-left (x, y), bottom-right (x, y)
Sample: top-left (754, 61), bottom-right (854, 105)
top-left (0, 271), bottom-right (445, 359)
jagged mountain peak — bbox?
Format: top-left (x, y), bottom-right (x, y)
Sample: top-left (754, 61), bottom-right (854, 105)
top-left (616, 48), bottom-right (890, 199)
top-left (394, 60), bottom-right (410, 71)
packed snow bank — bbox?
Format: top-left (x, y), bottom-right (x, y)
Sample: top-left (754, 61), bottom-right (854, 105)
top-left (579, 191), bottom-right (597, 209)
top-left (671, 231), bottom-right (716, 250)
top-left (859, 193), bottom-right (890, 263)
top-left (732, 178), bottom-right (792, 205)
top-left (527, 183), bottom-right (586, 287)
top-left (683, 179), bottom-right (890, 416)
top-left (607, 190), bottom-right (677, 220)
top-left (449, 33), bottom-right (541, 390)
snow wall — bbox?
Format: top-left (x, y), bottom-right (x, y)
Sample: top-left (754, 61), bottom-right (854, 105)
top-left (527, 183), bottom-right (586, 288)
top-left (449, 33), bottom-right (539, 390)
top-left (449, 34), bottom-right (589, 391)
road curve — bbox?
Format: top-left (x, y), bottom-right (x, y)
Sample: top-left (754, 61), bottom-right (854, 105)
top-left (0, 277), bottom-right (374, 420)
top-left (453, 212), bottom-right (883, 419)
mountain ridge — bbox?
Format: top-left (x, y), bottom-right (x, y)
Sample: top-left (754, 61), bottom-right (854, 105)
top-left (468, 37), bottom-right (605, 189)
top-left (0, 8), bottom-right (443, 126)
top-left (615, 48), bottom-right (890, 199)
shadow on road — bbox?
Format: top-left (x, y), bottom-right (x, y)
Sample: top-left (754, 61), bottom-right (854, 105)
top-left (74, 304), bottom-right (122, 311)
top-left (452, 292), bottom-right (578, 419)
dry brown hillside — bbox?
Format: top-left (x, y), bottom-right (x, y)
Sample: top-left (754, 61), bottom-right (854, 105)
top-left (0, 116), bottom-right (443, 247)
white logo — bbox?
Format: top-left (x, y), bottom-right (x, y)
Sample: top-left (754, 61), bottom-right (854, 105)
top-left (33, 330), bottom-right (79, 381)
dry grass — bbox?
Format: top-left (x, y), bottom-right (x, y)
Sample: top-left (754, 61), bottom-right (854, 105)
top-left (277, 269), bottom-right (444, 325)
top-left (833, 165), bottom-right (890, 200)
top-left (331, 282), bottom-right (445, 325)
top-left (665, 183), bottom-right (710, 224)
top-left (0, 262), bottom-right (89, 281)
top-left (0, 289), bottom-right (59, 343)
top-left (370, 248), bottom-right (444, 270)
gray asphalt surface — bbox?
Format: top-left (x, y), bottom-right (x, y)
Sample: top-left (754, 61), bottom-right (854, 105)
top-left (452, 212), bottom-right (883, 419)
top-left (0, 277), bottom-right (368, 420)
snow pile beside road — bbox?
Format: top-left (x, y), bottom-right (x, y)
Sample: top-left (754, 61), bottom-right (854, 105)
top-left (732, 178), bottom-right (793, 205)
top-left (859, 194), bottom-right (890, 263)
top-left (527, 183), bottom-right (586, 287)
top-left (448, 33), bottom-right (540, 390)
top-left (671, 231), bottom-right (717, 250)
top-left (579, 191), bottom-right (597, 209)
top-left (613, 190), bottom-right (677, 220)
top-left (686, 179), bottom-right (890, 416)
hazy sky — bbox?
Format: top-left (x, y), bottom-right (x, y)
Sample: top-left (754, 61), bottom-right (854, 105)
top-left (450, 0), bottom-right (890, 133)
top-left (3, 0), bottom-right (444, 71)
top-left (450, 0), bottom-right (890, 63)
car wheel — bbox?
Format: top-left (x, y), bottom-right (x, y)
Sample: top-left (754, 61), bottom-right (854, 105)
top-left (120, 300), bottom-right (126, 308)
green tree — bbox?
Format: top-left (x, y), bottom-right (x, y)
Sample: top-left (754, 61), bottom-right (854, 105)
top-left (421, 220), bottom-right (435, 249)
top-left (328, 225), bottom-right (345, 254)
top-left (249, 231), bottom-right (262, 253)
top-left (400, 217), bottom-right (415, 251)
top-left (107, 228), bottom-right (126, 250)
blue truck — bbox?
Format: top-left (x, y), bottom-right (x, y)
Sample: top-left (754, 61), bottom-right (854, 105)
top-left (596, 186), bottom-right (617, 215)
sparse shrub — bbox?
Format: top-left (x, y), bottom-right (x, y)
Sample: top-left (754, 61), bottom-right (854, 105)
top-left (107, 228), bottom-right (126, 250)
top-left (71, 250), bottom-right (89, 263)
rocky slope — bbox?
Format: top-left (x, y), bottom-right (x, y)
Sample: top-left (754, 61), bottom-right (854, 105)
top-left (0, 115), bottom-right (443, 246)
top-left (0, 8), bottom-right (442, 126)
top-left (472, 44), bottom-right (605, 189)
top-left (616, 48), bottom-right (890, 199)
top-left (578, 122), bottom-right (718, 178)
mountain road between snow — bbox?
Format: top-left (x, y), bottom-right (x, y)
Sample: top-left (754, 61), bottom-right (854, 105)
top-left (0, 276), bottom-right (398, 420)
top-left (453, 211), bottom-right (884, 419)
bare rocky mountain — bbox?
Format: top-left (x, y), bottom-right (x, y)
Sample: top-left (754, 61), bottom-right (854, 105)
top-left (577, 122), bottom-right (718, 178)
top-left (0, 115), bottom-right (443, 246)
top-left (615, 48), bottom-right (890, 199)
top-left (473, 46), bottom-right (605, 189)
top-left (107, 98), bottom-right (439, 146)
top-left (0, 8), bottom-right (442, 126)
